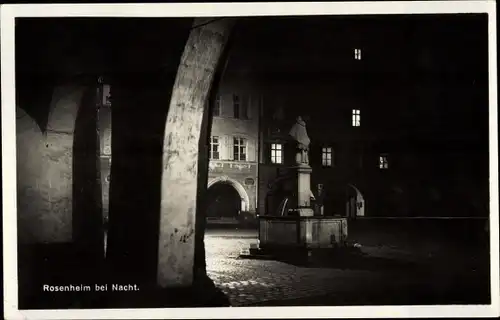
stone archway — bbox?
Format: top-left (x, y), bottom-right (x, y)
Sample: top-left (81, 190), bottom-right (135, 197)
top-left (40, 85), bottom-right (87, 243)
top-left (157, 18), bottom-right (235, 288)
top-left (207, 176), bottom-right (251, 213)
top-left (41, 83), bottom-right (103, 250)
top-left (16, 84), bottom-right (98, 244)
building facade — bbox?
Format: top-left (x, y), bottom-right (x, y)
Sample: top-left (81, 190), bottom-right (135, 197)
top-left (252, 42), bottom-right (486, 219)
top-left (206, 75), bottom-right (261, 222)
top-left (205, 15), bottom-right (488, 222)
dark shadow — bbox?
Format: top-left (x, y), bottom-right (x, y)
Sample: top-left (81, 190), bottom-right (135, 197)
top-left (104, 17), bottom-right (194, 295)
top-left (305, 250), bottom-right (420, 272)
top-left (73, 79), bottom-right (104, 263)
top-left (252, 247), bottom-right (420, 272)
top-left (206, 183), bottom-right (241, 218)
top-left (106, 73), bottom-right (171, 287)
top-left (250, 280), bottom-right (491, 306)
top-left (15, 76), bottom-right (55, 132)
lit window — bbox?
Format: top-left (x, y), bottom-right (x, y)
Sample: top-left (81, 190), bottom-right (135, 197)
top-left (271, 143), bottom-right (283, 164)
top-left (354, 48), bottom-right (362, 60)
top-left (233, 137), bottom-right (247, 161)
top-left (352, 109), bottom-right (361, 127)
top-left (322, 147), bottom-right (333, 167)
top-left (379, 154), bottom-right (388, 169)
top-left (210, 136), bottom-right (220, 160)
top-left (213, 95), bottom-right (221, 117)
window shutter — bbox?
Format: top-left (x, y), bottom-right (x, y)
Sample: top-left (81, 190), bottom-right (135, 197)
top-left (247, 95), bottom-right (252, 120)
top-left (221, 94), bottom-right (231, 117)
top-left (227, 136), bottom-right (234, 160)
top-left (231, 94), bottom-right (238, 118)
top-left (247, 139), bottom-right (256, 162)
top-left (242, 94), bottom-right (250, 119)
top-left (219, 135), bottom-right (227, 160)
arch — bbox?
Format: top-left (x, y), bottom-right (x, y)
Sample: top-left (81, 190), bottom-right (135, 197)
top-left (208, 176), bottom-right (250, 212)
top-left (16, 84), bottom-right (91, 244)
top-left (38, 85), bottom-right (87, 243)
top-left (157, 18), bottom-right (234, 288)
top-left (347, 183), bottom-right (365, 217)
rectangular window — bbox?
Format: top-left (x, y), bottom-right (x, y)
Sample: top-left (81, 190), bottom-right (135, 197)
top-left (210, 136), bottom-right (220, 160)
top-left (354, 48), bottom-right (362, 60)
top-left (233, 94), bottom-right (240, 119)
top-left (322, 147), bottom-right (333, 167)
top-left (233, 137), bottom-right (247, 161)
top-left (379, 154), bottom-right (388, 169)
top-left (352, 109), bottom-right (361, 127)
top-left (271, 143), bottom-right (283, 164)
top-left (213, 95), bottom-right (221, 117)
top-left (241, 96), bottom-right (249, 119)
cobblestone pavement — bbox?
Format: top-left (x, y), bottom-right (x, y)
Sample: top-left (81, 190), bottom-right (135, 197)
top-left (204, 228), bottom-right (489, 307)
top-left (205, 229), bottom-right (401, 306)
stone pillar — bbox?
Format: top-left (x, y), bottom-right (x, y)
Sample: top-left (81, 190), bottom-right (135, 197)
top-left (38, 85), bottom-right (86, 243)
top-left (157, 18), bottom-right (234, 288)
top-left (295, 164), bottom-right (314, 217)
top-left (16, 107), bottom-right (44, 244)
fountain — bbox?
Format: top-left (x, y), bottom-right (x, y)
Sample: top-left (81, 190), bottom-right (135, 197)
top-left (252, 116), bottom-right (349, 258)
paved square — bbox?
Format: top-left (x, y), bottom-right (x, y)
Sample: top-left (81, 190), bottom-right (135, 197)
top-left (204, 227), bottom-right (489, 306)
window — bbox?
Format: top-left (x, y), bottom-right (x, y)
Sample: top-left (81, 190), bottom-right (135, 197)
top-left (354, 48), bottom-right (362, 60)
top-left (233, 95), bottom-right (240, 119)
top-left (271, 143), bottom-right (283, 164)
top-left (352, 109), bottom-right (361, 127)
top-left (241, 97), bottom-right (249, 119)
top-left (233, 137), bottom-right (247, 161)
top-left (210, 136), bottom-right (220, 160)
top-left (322, 147), bottom-right (333, 167)
top-left (379, 154), bottom-right (389, 169)
top-left (233, 94), bottom-right (249, 119)
top-left (213, 95), bottom-right (221, 117)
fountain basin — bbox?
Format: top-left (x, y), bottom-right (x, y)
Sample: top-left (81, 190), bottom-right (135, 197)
top-left (257, 215), bottom-right (348, 251)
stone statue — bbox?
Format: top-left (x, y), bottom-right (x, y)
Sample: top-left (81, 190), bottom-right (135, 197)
top-left (289, 116), bottom-right (310, 165)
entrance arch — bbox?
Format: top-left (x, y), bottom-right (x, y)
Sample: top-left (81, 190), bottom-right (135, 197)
top-left (346, 184), bottom-right (365, 217)
top-left (208, 176), bottom-right (250, 212)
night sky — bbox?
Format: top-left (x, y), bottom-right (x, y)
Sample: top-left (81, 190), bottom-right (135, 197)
top-left (15, 14), bottom-right (489, 146)
top-left (15, 14), bottom-right (488, 77)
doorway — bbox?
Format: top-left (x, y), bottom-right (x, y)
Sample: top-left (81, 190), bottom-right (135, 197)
top-left (346, 184), bottom-right (365, 218)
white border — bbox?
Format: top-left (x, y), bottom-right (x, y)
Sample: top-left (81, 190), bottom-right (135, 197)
top-left (1, 1), bottom-right (498, 319)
